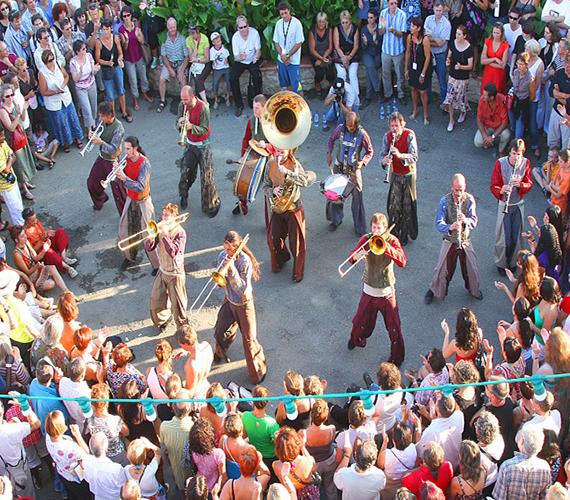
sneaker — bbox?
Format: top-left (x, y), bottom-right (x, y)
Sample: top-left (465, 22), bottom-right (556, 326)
top-left (424, 289), bottom-right (434, 304)
top-left (64, 257), bottom-right (77, 265)
top-left (67, 267), bottom-right (78, 278)
top-left (150, 57), bottom-right (159, 70)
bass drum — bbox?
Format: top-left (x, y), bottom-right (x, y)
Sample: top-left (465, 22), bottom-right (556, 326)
top-left (234, 147), bottom-right (268, 204)
top-left (320, 173), bottom-right (354, 204)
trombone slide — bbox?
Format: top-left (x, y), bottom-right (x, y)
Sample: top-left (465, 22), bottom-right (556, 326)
top-left (117, 213), bottom-right (190, 251)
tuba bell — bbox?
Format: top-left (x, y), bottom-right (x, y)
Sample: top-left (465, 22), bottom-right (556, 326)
top-left (261, 91), bottom-right (312, 214)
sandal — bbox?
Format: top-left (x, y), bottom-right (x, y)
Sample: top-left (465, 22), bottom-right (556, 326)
top-left (133, 102), bottom-right (140, 111)
top-left (48, 160), bottom-right (55, 169)
top-left (75, 140), bottom-right (84, 149)
top-left (156, 101), bottom-right (166, 113)
top-left (63, 145), bottom-right (71, 153)
top-left (122, 114), bottom-right (133, 123)
top-left (23, 190), bottom-right (34, 200)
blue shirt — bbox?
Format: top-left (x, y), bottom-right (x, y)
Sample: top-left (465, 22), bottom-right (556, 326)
top-left (38, 0), bottom-right (54, 26)
top-left (435, 194), bottom-right (477, 235)
top-left (379, 7), bottom-right (406, 56)
top-left (3, 25), bottom-right (30, 61)
top-left (401, 0), bottom-right (421, 31)
top-left (22, 8), bottom-right (47, 35)
top-left (29, 379), bottom-right (70, 435)
top-left (217, 250), bottom-right (253, 305)
top-left (424, 14), bottom-right (451, 54)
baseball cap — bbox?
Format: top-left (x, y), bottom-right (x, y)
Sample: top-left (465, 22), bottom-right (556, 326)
top-left (210, 31), bottom-right (220, 41)
top-left (187, 22), bottom-right (197, 31)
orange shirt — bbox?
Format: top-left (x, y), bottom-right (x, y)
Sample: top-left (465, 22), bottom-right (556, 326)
top-left (551, 167), bottom-right (570, 216)
top-left (60, 320), bottom-right (80, 354)
top-left (24, 220), bottom-right (47, 250)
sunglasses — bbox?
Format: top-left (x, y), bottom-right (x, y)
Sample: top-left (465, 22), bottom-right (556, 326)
top-left (0, 6), bottom-right (9, 11)
top-left (509, 16), bottom-right (519, 20)
top-left (3, 93), bottom-right (13, 98)
top-left (47, 57), bottom-right (54, 62)
top-left (122, 13), bottom-right (131, 17)
top-left (238, 25), bottom-right (247, 29)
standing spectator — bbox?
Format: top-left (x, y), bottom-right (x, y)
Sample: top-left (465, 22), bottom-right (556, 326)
top-left (526, 39), bottom-right (544, 157)
top-left (138, 0), bottom-right (165, 69)
top-left (73, 8), bottom-right (88, 38)
top-left (119, 6), bottom-right (152, 112)
top-left (156, 17), bottom-right (188, 113)
top-left (308, 12), bottom-right (335, 98)
top-left (0, 1), bottom-right (10, 40)
top-left (448, 441), bottom-right (487, 499)
top-left (481, 23), bottom-right (510, 94)
top-left (473, 410), bottom-right (504, 493)
top-left (0, 41), bottom-right (17, 78)
top-left (34, 27), bottom-right (65, 71)
top-left (504, 8), bottom-right (523, 64)
top-left (0, 129), bottom-right (24, 226)
top-left (22, 0), bottom-right (46, 35)
top-left (58, 357), bottom-right (90, 427)
top-left (4, 12), bottom-right (31, 64)
top-left (510, 52), bottom-right (536, 144)
top-left (541, 0), bottom-right (570, 37)
top-left (14, 58), bottom-right (42, 132)
top-left (401, 442), bottom-right (453, 496)
top-left (209, 31), bottom-right (230, 109)
top-left (538, 23), bottom-right (562, 131)
top-left (230, 15), bottom-right (262, 117)
top-left (548, 54), bottom-right (570, 150)
top-left (444, 25), bottom-right (473, 131)
top-left (492, 425), bottom-right (551, 499)
top-left (69, 40), bottom-right (99, 134)
top-left (379, 0), bottom-right (407, 103)
top-left (550, 148), bottom-right (570, 218)
top-left (186, 23), bottom-right (211, 103)
top-left (273, 2), bottom-right (304, 93)
top-left (424, 0), bottom-right (451, 103)
top-left (38, 49), bottom-right (83, 153)
top-left (96, 18), bottom-right (132, 122)
top-left (51, 2), bottom-right (69, 39)
top-left (401, 0), bottom-right (422, 34)
top-left (333, 10), bottom-right (360, 98)
top-left (360, 9), bottom-right (381, 107)
top-left (405, 17), bottom-right (431, 125)
top-left (123, 438), bottom-right (165, 500)
top-left (474, 83), bottom-right (511, 154)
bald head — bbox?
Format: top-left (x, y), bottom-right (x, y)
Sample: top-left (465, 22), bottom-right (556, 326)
top-left (180, 85), bottom-right (196, 107)
top-left (452, 173), bottom-right (466, 189)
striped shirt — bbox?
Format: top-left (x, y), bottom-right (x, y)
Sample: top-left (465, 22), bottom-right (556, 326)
top-left (380, 7), bottom-right (406, 56)
top-left (160, 32), bottom-right (188, 64)
top-left (424, 14), bottom-right (451, 54)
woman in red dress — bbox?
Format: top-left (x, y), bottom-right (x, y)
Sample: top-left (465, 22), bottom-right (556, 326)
top-left (480, 24), bottom-right (509, 94)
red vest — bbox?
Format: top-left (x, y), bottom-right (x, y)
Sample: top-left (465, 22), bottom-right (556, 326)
top-left (387, 129), bottom-right (414, 176)
top-left (186, 100), bottom-right (211, 142)
top-left (124, 155), bottom-right (150, 201)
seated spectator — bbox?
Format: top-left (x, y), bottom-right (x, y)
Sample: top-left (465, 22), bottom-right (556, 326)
top-left (549, 147), bottom-right (570, 218)
top-left (492, 425), bottom-right (551, 499)
top-left (441, 307), bottom-right (481, 362)
top-left (29, 358), bottom-right (70, 434)
top-left (185, 417), bottom-right (226, 496)
top-left (533, 147), bottom-right (560, 197)
top-left (44, 409), bottom-right (91, 498)
top-left (483, 337), bottom-right (525, 401)
top-left (220, 413), bottom-right (249, 480)
top-left (209, 31), bottom-right (230, 109)
top-left (70, 325), bottom-right (104, 382)
top-left (229, 15), bottom-right (262, 117)
top-left (30, 122), bottom-right (59, 169)
top-left (473, 410), bottom-right (504, 494)
top-left (451, 359), bottom-right (481, 441)
top-left (117, 379), bottom-right (159, 445)
top-left (333, 10), bottom-right (360, 98)
top-left (29, 314), bottom-right (69, 374)
top-left (401, 442), bottom-right (453, 496)
top-left (22, 207), bottom-right (77, 278)
top-left (406, 348), bottom-right (449, 406)
top-left (156, 17), bottom-right (188, 113)
top-left (10, 225), bottom-right (70, 294)
top-left (322, 77), bottom-right (359, 131)
top-left (336, 400), bottom-right (377, 450)
top-left (416, 395), bottom-right (464, 469)
top-left (83, 432), bottom-right (127, 499)
top-left (57, 291), bottom-right (79, 353)
top-left (496, 297), bottom-right (534, 374)
top-left (532, 232), bottom-right (563, 286)
top-left (85, 383), bottom-right (129, 465)
top-left (495, 250), bottom-right (541, 306)
top-left (475, 83), bottom-right (511, 154)
top-left (103, 342), bottom-right (145, 398)
top-left (186, 23), bottom-right (212, 103)
top-left (38, 49), bottom-right (84, 153)
top-left (521, 389), bottom-right (561, 436)
top-left (275, 370), bottom-right (311, 430)
top-left (123, 437), bottom-right (165, 500)
top-left (273, 426), bottom-right (318, 498)
top-left (0, 339), bottom-right (31, 387)
top-left (334, 438), bottom-right (386, 499)
top-left (118, 6), bottom-right (152, 112)
top-left (0, 128), bottom-right (24, 227)
top-left (219, 445), bottom-right (270, 499)
top-left (58, 357), bottom-right (90, 426)
top-left (481, 24), bottom-right (510, 94)
top-left (34, 27), bottom-right (65, 71)
top-left (448, 440), bottom-right (486, 499)
top-left (538, 429), bottom-right (562, 484)
top-left (145, 338), bottom-right (173, 401)
top-left (372, 361), bottom-right (412, 432)
top-left (308, 12), bottom-right (335, 98)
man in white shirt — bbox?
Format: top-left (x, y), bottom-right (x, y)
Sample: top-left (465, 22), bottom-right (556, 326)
top-left (542, 0), bottom-right (570, 37)
top-left (520, 389), bottom-right (562, 437)
top-left (323, 77), bottom-right (360, 130)
top-left (230, 15), bottom-right (262, 117)
top-left (273, 2), bottom-right (304, 94)
top-left (416, 395), bottom-right (464, 469)
top-left (503, 8), bottom-right (522, 65)
top-left (425, 0), bottom-right (451, 102)
top-left (83, 432), bottom-right (126, 500)
top-left (58, 358), bottom-right (91, 427)
top-left (334, 439), bottom-right (386, 499)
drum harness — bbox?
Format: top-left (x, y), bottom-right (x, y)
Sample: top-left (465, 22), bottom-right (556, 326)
top-left (337, 126), bottom-right (364, 176)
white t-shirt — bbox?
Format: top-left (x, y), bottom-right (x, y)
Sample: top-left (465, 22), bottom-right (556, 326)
top-left (480, 434), bottom-right (505, 488)
top-left (503, 23), bottom-right (522, 62)
top-left (416, 410), bottom-right (465, 469)
top-left (384, 444), bottom-right (417, 480)
top-left (373, 390), bottom-right (413, 432)
top-left (83, 455), bottom-right (126, 500)
top-left (124, 457), bottom-right (160, 497)
top-left (231, 28), bottom-right (261, 65)
top-left (521, 410), bottom-right (562, 436)
top-left (326, 81), bottom-right (361, 108)
top-left (46, 435), bottom-right (86, 482)
top-left (335, 421), bottom-right (377, 450)
top-left (542, 0), bottom-right (570, 35)
top-left (0, 422), bottom-right (30, 465)
top-left (210, 45), bottom-right (230, 70)
top-left (59, 377), bottom-right (91, 427)
top-left (273, 16), bottom-right (304, 65)
top-left (334, 464), bottom-right (386, 500)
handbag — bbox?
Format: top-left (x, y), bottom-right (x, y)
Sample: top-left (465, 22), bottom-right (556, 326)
top-left (189, 62), bottom-right (205, 76)
top-left (10, 124), bottom-right (27, 152)
top-left (505, 91), bottom-right (514, 111)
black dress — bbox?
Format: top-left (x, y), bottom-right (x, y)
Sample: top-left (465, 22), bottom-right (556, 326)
top-left (408, 35), bottom-right (432, 91)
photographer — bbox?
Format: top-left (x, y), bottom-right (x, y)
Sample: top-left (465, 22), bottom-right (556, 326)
top-left (323, 77), bottom-right (359, 131)
top-left (0, 128), bottom-right (23, 226)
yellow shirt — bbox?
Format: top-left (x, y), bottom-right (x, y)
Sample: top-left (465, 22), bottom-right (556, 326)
top-left (541, 160), bottom-right (559, 184)
top-left (186, 33), bottom-right (209, 60)
top-left (0, 141), bottom-right (16, 192)
top-left (0, 296), bottom-right (35, 344)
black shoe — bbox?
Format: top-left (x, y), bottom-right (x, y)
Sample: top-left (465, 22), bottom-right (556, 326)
top-left (104, 193), bottom-right (109, 203)
top-left (120, 258), bottom-right (131, 271)
top-left (363, 371), bottom-right (374, 389)
top-left (399, 96), bottom-right (408, 106)
top-left (497, 267), bottom-right (506, 276)
top-left (401, 234), bottom-right (408, 246)
top-left (472, 291), bottom-right (483, 300)
top-left (424, 289), bottom-right (434, 305)
top-left (180, 196), bottom-right (188, 209)
top-left (151, 268), bottom-right (159, 276)
top-left (347, 338), bottom-right (356, 350)
top-left (235, 106), bottom-right (243, 117)
top-left (208, 201), bottom-right (221, 218)
top-left (328, 222), bottom-right (339, 231)
top-left (383, 96), bottom-right (393, 103)
top-left (158, 316), bottom-right (174, 332)
top-left (232, 203), bottom-right (241, 215)
top-left (35, 163), bottom-right (44, 171)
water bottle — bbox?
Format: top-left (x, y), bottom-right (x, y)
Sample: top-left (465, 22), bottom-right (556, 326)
top-left (392, 98), bottom-right (398, 113)
top-left (322, 112), bottom-right (327, 130)
top-left (380, 104), bottom-right (385, 121)
top-left (313, 111), bottom-right (319, 128)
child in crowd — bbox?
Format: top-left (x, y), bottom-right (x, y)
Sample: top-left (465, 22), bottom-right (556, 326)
top-left (532, 147), bottom-right (559, 198)
top-left (209, 32), bottom-right (230, 109)
top-left (31, 123), bottom-right (59, 169)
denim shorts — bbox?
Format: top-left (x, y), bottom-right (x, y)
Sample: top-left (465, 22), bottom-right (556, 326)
top-left (102, 66), bottom-right (125, 101)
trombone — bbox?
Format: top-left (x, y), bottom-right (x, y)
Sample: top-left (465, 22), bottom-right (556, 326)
top-left (117, 212), bottom-right (190, 251)
top-left (178, 107), bottom-right (188, 147)
top-left (338, 224), bottom-right (395, 278)
top-left (101, 155), bottom-right (127, 189)
top-left (189, 233), bottom-right (250, 315)
top-left (79, 121), bottom-right (104, 157)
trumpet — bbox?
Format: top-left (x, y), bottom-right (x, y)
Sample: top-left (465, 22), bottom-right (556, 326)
top-left (117, 212), bottom-right (189, 251)
top-left (338, 224), bottom-right (395, 277)
top-left (102, 155), bottom-right (127, 189)
top-left (79, 121), bottom-right (104, 157)
top-left (384, 133), bottom-right (397, 184)
top-left (178, 107), bottom-right (188, 147)
top-left (189, 234), bottom-right (250, 315)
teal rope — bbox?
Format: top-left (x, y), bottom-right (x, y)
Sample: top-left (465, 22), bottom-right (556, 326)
top-left (3, 373), bottom-right (567, 405)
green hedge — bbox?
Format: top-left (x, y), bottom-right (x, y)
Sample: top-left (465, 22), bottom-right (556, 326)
top-left (131, 0), bottom-right (356, 60)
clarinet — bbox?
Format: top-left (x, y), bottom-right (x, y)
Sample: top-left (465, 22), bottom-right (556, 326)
top-left (503, 157), bottom-right (522, 215)
top-left (456, 196), bottom-right (463, 247)
top-left (384, 132), bottom-right (397, 184)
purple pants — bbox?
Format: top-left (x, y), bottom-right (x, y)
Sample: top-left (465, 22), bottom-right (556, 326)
top-left (87, 156), bottom-right (127, 214)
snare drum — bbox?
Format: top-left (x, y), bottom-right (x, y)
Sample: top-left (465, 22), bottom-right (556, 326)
top-left (234, 147), bottom-right (268, 204)
top-left (320, 173), bottom-right (355, 204)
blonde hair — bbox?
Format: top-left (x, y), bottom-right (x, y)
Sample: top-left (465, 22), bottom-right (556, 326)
top-left (339, 10), bottom-right (352, 22)
top-left (315, 11), bottom-right (328, 26)
top-left (524, 38), bottom-right (541, 56)
top-left (284, 370), bottom-right (304, 396)
top-left (127, 439), bottom-right (147, 466)
top-left (45, 410), bottom-right (67, 439)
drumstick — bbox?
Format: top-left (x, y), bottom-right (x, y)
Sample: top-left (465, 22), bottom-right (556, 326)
top-left (226, 159), bottom-right (240, 165)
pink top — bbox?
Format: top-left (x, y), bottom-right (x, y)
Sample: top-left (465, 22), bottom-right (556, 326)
top-left (69, 53), bottom-right (95, 90)
top-left (118, 24), bottom-right (142, 63)
top-left (192, 448), bottom-right (225, 492)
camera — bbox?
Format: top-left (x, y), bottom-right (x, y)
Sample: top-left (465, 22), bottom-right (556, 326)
top-left (334, 91), bottom-right (343, 103)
